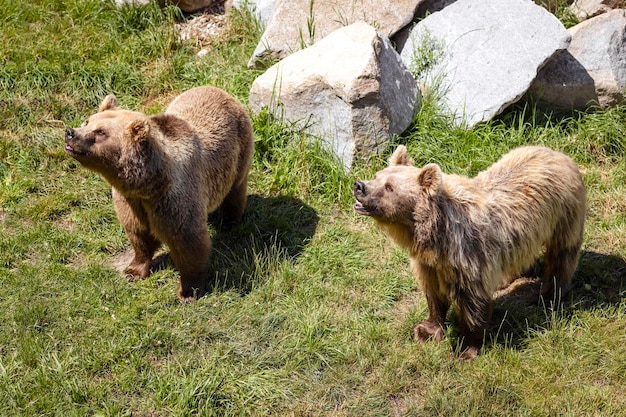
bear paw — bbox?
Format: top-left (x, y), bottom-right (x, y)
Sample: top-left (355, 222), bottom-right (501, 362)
top-left (124, 261), bottom-right (151, 281)
top-left (413, 321), bottom-right (445, 343)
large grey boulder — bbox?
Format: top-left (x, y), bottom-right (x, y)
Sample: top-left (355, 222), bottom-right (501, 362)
top-left (530, 9), bottom-right (626, 109)
top-left (400, 0), bottom-right (571, 128)
top-left (249, 22), bottom-right (420, 169)
top-left (247, 0), bottom-right (424, 68)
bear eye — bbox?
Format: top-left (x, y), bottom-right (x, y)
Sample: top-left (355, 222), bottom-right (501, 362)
top-left (385, 183), bottom-right (393, 192)
top-left (94, 129), bottom-right (105, 136)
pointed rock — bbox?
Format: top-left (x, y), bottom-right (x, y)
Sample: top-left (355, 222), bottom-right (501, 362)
top-left (249, 22), bottom-right (420, 169)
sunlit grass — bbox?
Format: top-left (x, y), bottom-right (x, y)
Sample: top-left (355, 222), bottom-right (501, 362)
top-left (0, 1), bottom-right (624, 415)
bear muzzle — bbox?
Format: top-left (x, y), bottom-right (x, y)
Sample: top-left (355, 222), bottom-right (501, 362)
top-left (64, 128), bottom-right (76, 153)
top-left (353, 180), bottom-right (374, 216)
top-left (64, 128), bottom-right (87, 156)
top-left (353, 180), bottom-right (366, 196)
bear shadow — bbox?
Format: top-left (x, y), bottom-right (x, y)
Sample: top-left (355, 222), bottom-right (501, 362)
top-left (205, 194), bottom-right (319, 294)
top-left (141, 194), bottom-right (319, 295)
top-left (479, 250), bottom-right (626, 352)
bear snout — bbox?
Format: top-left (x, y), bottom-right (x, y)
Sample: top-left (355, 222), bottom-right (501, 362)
top-left (64, 127), bottom-right (86, 156)
top-left (353, 181), bottom-right (375, 216)
top-left (65, 128), bottom-right (75, 142)
top-left (353, 180), bottom-right (366, 197)
top-left (64, 128), bottom-right (77, 154)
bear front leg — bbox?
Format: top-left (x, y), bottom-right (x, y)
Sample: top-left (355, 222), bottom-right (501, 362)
top-left (112, 190), bottom-right (161, 280)
top-left (166, 230), bottom-right (212, 301)
top-left (414, 292), bottom-right (450, 343)
top-left (413, 263), bottom-right (450, 343)
top-left (125, 231), bottom-right (161, 280)
top-left (455, 291), bottom-right (493, 360)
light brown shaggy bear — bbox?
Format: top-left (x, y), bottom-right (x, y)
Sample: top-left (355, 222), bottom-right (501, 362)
top-left (353, 145), bottom-right (586, 359)
top-left (64, 86), bottom-right (254, 301)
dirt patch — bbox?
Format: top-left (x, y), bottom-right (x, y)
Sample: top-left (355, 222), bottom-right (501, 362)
top-left (177, 13), bottom-right (230, 45)
top-left (175, 1), bottom-right (231, 47)
top-left (112, 248), bottom-right (135, 275)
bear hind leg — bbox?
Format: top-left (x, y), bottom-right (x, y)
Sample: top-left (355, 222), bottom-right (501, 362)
top-left (217, 176), bottom-right (248, 227)
top-left (542, 244), bottom-right (581, 302)
top-left (167, 230), bottom-right (212, 302)
top-left (542, 215), bottom-right (584, 302)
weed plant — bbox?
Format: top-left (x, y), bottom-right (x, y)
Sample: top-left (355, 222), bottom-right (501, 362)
top-left (0, 1), bottom-right (624, 416)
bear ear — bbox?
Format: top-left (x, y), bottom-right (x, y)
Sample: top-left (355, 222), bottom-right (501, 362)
top-left (417, 163), bottom-right (442, 195)
top-left (126, 119), bottom-right (150, 144)
top-left (389, 145), bottom-right (414, 166)
top-left (99, 95), bottom-right (119, 112)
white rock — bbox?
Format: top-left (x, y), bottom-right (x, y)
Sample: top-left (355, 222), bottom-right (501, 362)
top-left (400, 0), bottom-right (570, 127)
top-left (248, 0), bottom-right (424, 68)
top-left (249, 22), bottom-right (420, 169)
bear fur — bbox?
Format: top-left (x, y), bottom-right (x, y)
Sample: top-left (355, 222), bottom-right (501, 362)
top-left (65, 86), bottom-right (254, 301)
top-left (353, 145), bottom-right (586, 359)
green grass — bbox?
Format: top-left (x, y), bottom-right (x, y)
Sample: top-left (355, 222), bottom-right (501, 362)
top-left (1, 1), bottom-right (625, 415)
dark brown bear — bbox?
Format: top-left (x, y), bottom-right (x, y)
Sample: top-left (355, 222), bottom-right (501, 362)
top-left (65, 86), bottom-right (254, 301)
top-left (353, 145), bottom-right (586, 359)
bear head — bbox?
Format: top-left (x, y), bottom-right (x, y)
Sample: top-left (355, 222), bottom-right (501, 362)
top-left (353, 145), bottom-right (442, 227)
top-left (64, 95), bottom-right (157, 192)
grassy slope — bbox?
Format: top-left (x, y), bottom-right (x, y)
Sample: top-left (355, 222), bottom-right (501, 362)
top-left (0, 1), bottom-right (625, 415)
